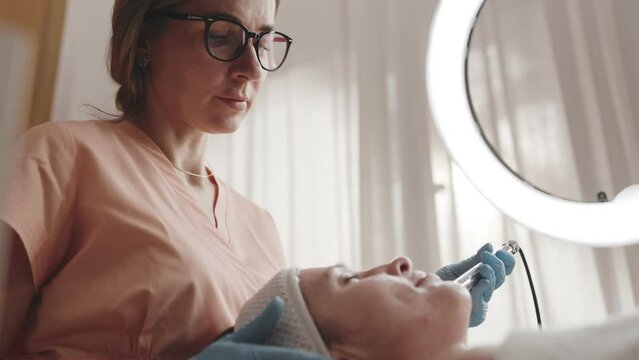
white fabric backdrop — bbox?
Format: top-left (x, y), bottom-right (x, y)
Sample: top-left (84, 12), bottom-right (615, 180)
top-left (50, 0), bottom-right (639, 346)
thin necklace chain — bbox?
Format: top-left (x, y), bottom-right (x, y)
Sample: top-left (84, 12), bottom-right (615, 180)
top-left (126, 121), bottom-right (212, 178)
top-left (171, 162), bottom-right (213, 178)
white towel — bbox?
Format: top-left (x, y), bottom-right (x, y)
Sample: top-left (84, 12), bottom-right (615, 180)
top-left (496, 309), bottom-right (639, 360)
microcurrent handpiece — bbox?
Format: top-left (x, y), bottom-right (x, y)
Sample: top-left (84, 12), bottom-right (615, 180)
top-left (454, 240), bottom-right (520, 291)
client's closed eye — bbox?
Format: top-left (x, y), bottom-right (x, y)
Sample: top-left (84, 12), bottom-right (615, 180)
top-left (343, 274), bottom-right (359, 284)
top-left (334, 264), bottom-right (360, 285)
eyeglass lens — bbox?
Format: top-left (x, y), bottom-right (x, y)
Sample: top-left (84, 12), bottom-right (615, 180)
top-left (207, 20), bottom-right (289, 70)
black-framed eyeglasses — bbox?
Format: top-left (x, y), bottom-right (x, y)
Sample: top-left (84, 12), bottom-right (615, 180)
top-left (157, 12), bottom-right (293, 72)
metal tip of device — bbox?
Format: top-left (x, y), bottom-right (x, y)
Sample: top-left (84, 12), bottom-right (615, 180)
top-left (502, 240), bottom-right (520, 254)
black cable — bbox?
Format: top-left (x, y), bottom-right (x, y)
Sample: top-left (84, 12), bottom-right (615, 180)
top-left (518, 248), bottom-right (542, 329)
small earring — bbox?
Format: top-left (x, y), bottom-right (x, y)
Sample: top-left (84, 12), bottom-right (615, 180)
top-left (137, 56), bottom-right (149, 69)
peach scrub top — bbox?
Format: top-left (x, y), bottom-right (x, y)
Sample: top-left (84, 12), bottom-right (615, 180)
top-left (0, 120), bottom-right (286, 359)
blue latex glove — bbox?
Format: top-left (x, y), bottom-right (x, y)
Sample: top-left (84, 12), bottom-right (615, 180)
top-left (193, 298), bottom-right (330, 360)
top-left (436, 243), bottom-right (516, 327)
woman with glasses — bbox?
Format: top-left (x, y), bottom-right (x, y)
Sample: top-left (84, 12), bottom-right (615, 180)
top-left (0, 1), bottom-right (512, 359)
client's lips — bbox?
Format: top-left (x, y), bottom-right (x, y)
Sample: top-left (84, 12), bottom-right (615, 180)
top-left (219, 95), bottom-right (248, 102)
top-left (415, 274), bottom-right (428, 287)
top-left (415, 273), bottom-right (440, 288)
top-left (217, 95), bottom-right (249, 110)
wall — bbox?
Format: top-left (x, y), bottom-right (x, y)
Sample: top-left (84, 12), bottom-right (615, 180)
top-left (0, 24), bottom-right (32, 339)
top-left (0, 0), bottom-right (66, 335)
top-left (51, 0), bottom-right (116, 121)
top-left (0, 0), bottom-right (66, 129)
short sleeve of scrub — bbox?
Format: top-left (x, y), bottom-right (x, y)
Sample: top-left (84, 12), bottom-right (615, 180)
top-left (1, 123), bottom-right (78, 290)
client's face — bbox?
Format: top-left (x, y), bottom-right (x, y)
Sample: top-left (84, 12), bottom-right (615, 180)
top-left (298, 257), bottom-right (471, 360)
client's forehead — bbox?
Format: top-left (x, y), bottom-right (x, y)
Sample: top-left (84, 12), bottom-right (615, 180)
top-left (300, 265), bottom-right (352, 284)
top-left (299, 266), bottom-right (340, 295)
top-left (299, 266), bottom-right (330, 285)
top-left (299, 264), bottom-right (363, 307)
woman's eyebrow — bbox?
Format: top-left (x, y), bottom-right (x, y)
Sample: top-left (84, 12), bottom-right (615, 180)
top-left (258, 24), bottom-right (275, 32)
top-left (207, 11), bottom-right (275, 32)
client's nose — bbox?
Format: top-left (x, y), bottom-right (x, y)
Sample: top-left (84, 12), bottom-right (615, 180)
top-left (359, 256), bottom-right (414, 278)
top-left (386, 256), bottom-right (413, 276)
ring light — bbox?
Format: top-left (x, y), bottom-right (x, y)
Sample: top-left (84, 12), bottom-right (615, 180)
top-left (426, 0), bottom-right (639, 246)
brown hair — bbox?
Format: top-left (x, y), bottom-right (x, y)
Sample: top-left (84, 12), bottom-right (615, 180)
top-left (109, 0), bottom-right (281, 119)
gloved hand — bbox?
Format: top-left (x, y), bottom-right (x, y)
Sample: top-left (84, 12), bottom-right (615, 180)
top-left (436, 243), bottom-right (516, 327)
top-left (193, 297), bottom-right (330, 360)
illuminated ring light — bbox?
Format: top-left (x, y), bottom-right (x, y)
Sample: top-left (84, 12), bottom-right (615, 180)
top-left (426, 0), bottom-right (639, 246)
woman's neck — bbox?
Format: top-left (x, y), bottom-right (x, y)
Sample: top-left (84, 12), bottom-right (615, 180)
top-left (133, 111), bottom-right (209, 176)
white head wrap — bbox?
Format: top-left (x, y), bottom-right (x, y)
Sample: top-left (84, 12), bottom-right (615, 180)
top-left (235, 268), bottom-right (332, 357)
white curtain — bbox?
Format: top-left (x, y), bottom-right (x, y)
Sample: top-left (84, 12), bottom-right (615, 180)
top-left (209, 0), bottom-right (442, 271)
top-left (51, 0), bottom-right (639, 347)
top-left (206, 0), bottom-right (361, 269)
